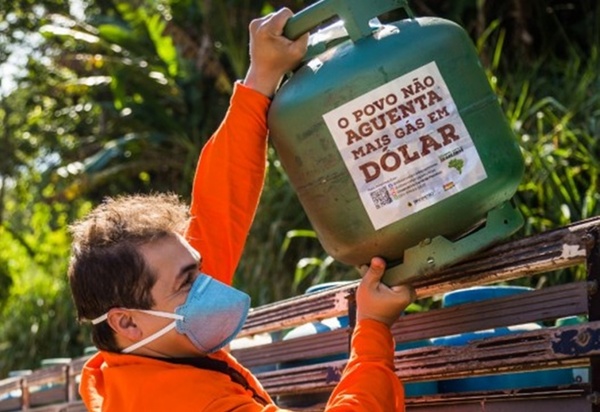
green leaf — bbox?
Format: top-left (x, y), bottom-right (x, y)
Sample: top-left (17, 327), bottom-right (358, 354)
top-left (146, 14), bottom-right (179, 76)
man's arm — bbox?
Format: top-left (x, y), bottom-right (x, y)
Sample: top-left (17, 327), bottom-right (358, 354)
top-left (324, 258), bottom-right (415, 411)
top-left (185, 84), bottom-right (270, 285)
top-left (324, 319), bottom-right (405, 411)
top-left (183, 9), bottom-right (308, 285)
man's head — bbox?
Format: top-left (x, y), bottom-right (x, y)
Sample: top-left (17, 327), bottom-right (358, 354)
top-left (68, 193), bottom-right (191, 353)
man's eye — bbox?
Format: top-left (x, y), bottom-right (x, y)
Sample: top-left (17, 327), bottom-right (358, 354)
top-left (183, 273), bottom-right (195, 287)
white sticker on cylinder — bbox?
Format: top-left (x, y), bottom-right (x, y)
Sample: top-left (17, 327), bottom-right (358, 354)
top-left (322, 61), bottom-right (487, 230)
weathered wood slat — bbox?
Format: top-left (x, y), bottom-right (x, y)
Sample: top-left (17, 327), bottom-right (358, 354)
top-left (0, 399), bottom-right (21, 412)
top-left (232, 281), bottom-right (590, 368)
top-left (292, 386), bottom-right (592, 412)
top-left (65, 402), bottom-right (88, 412)
top-left (240, 285), bottom-right (355, 337)
top-left (255, 321), bottom-right (600, 396)
top-left (238, 216), bottom-right (600, 338)
top-left (404, 387), bottom-right (592, 411)
top-left (23, 365), bottom-right (67, 389)
top-left (0, 378), bottom-right (22, 412)
top-left (392, 280), bottom-right (590, 344)
top-left (233, 329), bottom-right (349, 369)
top-left (394, 338), bottom-right (580, 381)
top-left (28, 388), bottom-right (67, 408)
top-left (24, 365), bottom-right (68, 408)
top-left (28, 405), bottom-right (69, 412)
top-left (413, 216), bottom-right (599, 294)
top-left (67, 357), bottom-right (90, 404)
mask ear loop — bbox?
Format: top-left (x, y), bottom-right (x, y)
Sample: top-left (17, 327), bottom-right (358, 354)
top-left (121, 309), bottom-right (184, 354)
top-left (90, 309), bottom-right (184, 354)
top-left (122, 321), bottom-right (177, 354)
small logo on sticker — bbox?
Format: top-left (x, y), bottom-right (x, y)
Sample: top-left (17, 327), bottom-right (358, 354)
top-left (448, 158), bottom-right (464, 174)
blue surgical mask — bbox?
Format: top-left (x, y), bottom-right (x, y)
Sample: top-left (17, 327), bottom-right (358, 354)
top-left (92, 274), bottom-right (250, 354)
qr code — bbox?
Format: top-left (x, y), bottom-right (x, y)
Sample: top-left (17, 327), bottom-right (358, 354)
top-left (370, 187), bottom-right (392, 209)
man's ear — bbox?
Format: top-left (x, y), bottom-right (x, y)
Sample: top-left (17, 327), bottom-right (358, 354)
top-left (106, 309), bottom-right (143, 342)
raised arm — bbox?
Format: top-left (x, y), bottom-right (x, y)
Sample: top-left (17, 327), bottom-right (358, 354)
top-left (184, 84), bottom-right (269, 286)
top-left (184, 9), bottom-right (308, 285)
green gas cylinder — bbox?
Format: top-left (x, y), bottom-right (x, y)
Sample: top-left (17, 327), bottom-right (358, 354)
top-left (268, 0), bottom-right (525, 285)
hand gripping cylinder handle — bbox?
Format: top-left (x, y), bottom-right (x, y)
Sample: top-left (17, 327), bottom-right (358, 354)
top-left (283, 0), bottom-right (413, 42)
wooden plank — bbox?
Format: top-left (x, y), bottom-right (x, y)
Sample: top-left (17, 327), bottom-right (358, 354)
top-left (24, 365), bottom-right (67, 390)
top-left (233, 282), bottom-right (590, 369)
top-left (396, 318), bottom-right (596, 381)
top-left (240, 284), bottom-right (355, 337)
top-left (28, 405), bottom-right (71, 412)
top-left (405, 389), bottom-right (591, 412)
top-left (254, 321), bottom-right (600, 396)
top-left (584, 227), bottom-right (600, 412)
top-left (292, 387), bottom-right (592, 412)
top-left (0, 377), bottom-right (22, 412)
top-left (233, 328), bottom-right (349, 369)
top-left (29, 387), bottom-right (68, 408)
top-left (24, 365), bottom-right (68, 408)
top-left (412, 219), bottom-right (597, 296)
top-left (66, 402), bottom-right (88, 412)
top-left (67, 357), bottom-right (90, 403)
top-left (0, 399), bottom-right (21, 412)
top-left (238, 216), bottom-right (600, 338)
top-left (391, 281), bottom-right (591, 344)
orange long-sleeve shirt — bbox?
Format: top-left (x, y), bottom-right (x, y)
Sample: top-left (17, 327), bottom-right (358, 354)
top-left (184, 82), bottom-right (270, 286)
top-left (80, 83), bottom-right (405, 411)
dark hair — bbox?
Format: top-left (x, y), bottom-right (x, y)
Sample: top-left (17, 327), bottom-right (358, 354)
top-left (68, 193), bottom-right (189, 352)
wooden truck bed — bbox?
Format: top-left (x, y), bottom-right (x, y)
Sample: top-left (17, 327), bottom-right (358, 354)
top-left (2, 216), bottom-right (600, 411)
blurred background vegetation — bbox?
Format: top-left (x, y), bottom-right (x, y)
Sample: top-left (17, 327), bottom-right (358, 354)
top-left (0, 0), bottom-right (598, 376)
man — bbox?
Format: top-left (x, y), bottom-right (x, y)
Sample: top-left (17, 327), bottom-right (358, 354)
top-left (68, 8), bottom-right (415, 411)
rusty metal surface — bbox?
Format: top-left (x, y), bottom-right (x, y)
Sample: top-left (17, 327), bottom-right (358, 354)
top-left (290, 387), bottom-right (592, 412)
top-left (23, 365), bottom-right (68, 408)
top-left (392, 281), bottom-right (591, 344)
top-left (0, 399), bottom-right (21, 412)
top-left (585, 226), bottom-right (600, 411)
top-left (233, 281), bottom-right (590, 368)
top-left (239, 283), bottom-right (357, 337)
top-left (27, 405), bottom-right (71, 412)
top-left (24, 365), bottom-right (67, 389)
top-left (65, 402), bottom-right (88, 412)
top-left (254, 321), bottom-right (600, 396)
top-left (412, 216), bottom-right (599, 294)
top-left (0, 377), bottom-right (21, 393)
top-left (0, 378), bottom-right (22, 412)
top-left (405, 389), bottom-right (591, 411)
top-left (239, 216), bottom-right (600, 338)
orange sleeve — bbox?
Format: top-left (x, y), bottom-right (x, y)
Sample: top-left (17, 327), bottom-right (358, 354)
top-left (184, 82), bottom-right (270, 285)
top-left (324, 319), bottom-right (405, 412)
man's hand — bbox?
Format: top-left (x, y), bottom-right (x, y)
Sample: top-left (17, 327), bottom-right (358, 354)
top-left (356, 257), bottom-right (416, 327)
top-left (244, 8), bottom-right (309, 97)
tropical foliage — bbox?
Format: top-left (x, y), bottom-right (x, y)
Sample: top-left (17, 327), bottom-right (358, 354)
top-left (0, 0), bottom-right (598, 375)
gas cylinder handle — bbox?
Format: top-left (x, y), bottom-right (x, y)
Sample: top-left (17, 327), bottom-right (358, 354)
top-left (284, 0), bottom-right (413, 42)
